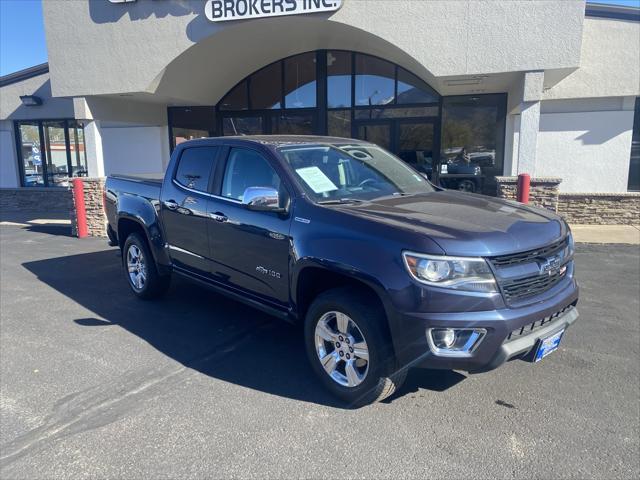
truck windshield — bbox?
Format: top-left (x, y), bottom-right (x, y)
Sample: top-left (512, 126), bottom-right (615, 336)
top-left (278, 144), bottom-right (434, 203)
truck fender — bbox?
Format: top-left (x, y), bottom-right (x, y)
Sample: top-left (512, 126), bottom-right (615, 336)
top-left (116, 194), bottom-right (171, 268)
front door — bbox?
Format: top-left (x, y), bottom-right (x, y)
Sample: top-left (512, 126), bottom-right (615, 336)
top-left (354, 121), bottom-right (392, 151)
top-left (353, 118), bottom-right (439, 182)
top-left (206, 146), bottom-right (292, 306)
top-left (395, 120), bottom-right (438, 181)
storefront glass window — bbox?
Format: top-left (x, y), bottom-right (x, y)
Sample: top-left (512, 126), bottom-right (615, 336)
top-left (357, 124), bottom-right (392, 150)
top-left (17, 122), bottom-right (44, 187)
top-left (168, 106), bottom-right (216, 151)
top-left (212, 52), bottom-right (507, 196)
top-left (284, 53), bottom-right (316, 109)
top-left (354, 106), bottom-right (438, 120)
top-left (219, 80), bottom-right (248, 111)
top-left (441, 94), bottom-right (507, 194)
top-left (68, 121), bottom-right (88, 177)
top-left (397, 122), bottom-right (435, 175)
top-left (327, 51), bottom-right (352, 108)
top-left (222, 116), bottom-right (263, 136)
top-left (355, 54), bottom-right (395, 106)
top-left (397, 68), bottom-right (439, 105)
top-left (328, 110), bottom-right (351, 137)
top-left (272, 113), bottom-right (315, 135)
top-left (250, 62), bottom-right (282, 109)
top-left (16, 120), bottom-right (88, 188)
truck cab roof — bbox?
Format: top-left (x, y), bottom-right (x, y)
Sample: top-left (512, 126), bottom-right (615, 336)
top-left (178, 135), bottom-right (373, 149)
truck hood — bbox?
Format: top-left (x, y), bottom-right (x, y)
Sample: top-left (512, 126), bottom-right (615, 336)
top-left (335, 191), bottom-right (566, 256)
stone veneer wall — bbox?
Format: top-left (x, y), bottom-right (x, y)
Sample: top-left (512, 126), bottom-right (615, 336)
top-left (495, 177), bottom-right (562, 212)
top-left (70, 178), bottom-right (107, 237)
top-left (557, 193), bottom-right (640, 225)
top-left (0, 187), bottom-right (73, 212)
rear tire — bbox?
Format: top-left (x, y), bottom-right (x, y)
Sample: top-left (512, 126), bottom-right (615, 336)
top-left (304, 287), bottom-right (406, 407)
top-left (122, 233), bottom-right (170, 299)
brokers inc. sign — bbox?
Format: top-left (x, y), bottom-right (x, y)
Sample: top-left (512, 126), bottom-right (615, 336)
top-left (205, 0), bottom-right (343, 22)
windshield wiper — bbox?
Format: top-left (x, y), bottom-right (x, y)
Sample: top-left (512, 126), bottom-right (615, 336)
top-left (317, 198), bottom-right (364, 205)
top-left (371, 192), bottom-right (421, 201)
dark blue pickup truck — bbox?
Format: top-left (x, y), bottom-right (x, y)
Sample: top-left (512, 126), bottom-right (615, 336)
top-left (105, 136), bottom-right (579, 406)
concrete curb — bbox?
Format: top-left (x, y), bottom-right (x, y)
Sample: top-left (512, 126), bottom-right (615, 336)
top-left (570, 224), bottom-right (640, 245)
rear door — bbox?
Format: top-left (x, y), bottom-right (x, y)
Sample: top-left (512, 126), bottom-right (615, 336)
top-left (206, 146), bottom-right (292, 305)
top-left (161, 146), bottom-right (219, 274)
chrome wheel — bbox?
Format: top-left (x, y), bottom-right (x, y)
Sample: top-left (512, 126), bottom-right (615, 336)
top-left (126, 244), bottom-right (147, 290)
top-left (314, 311), bottom-right (370, 387)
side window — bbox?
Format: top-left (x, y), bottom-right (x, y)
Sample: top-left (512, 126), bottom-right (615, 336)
top-left (174, 146), bottom-right (218, 192)
top-left (221, 148), bottom-right (281, 201)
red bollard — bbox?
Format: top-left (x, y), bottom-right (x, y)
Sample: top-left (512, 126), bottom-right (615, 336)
top-left (517, 173), bottom-right (530, 204)
top-left (72, 178), bottom-right (88, 238)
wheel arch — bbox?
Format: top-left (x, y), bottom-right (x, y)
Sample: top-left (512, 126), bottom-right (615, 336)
top-left (293, 263), bottom-right (396, 342)
top-left (116, 214), bottom-right (171, 271)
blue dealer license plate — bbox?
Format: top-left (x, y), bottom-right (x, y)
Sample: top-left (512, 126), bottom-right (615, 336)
top-left (535, 330), bottom-right (564, 362)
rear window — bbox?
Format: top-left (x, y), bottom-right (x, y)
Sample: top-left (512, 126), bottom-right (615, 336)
top-left (174, 147), bottom-right (219, 192)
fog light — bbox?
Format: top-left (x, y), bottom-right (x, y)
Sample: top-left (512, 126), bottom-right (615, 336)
top-left (432, 328), bottom-right (456, 348)
top-left (427, 328), bottom-right (487, 357)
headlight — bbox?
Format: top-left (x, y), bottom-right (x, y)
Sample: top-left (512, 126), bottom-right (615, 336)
top-left (402, 251), bottom-right (498, 293)
top-left (562, 231), bottom-right (575, 260)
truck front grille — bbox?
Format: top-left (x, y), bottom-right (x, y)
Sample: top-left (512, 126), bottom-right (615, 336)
top-left (488, 237), bottom-right (570, 304)
top-left (506, 304), bottom-right (575, 342)
top-left (490, 238), bottom-right (567, 267)
top-left (501, 268), bottom-right (567, 302)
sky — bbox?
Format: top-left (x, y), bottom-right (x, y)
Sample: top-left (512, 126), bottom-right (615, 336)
top-left (0, 0), bottom-right (639, 76)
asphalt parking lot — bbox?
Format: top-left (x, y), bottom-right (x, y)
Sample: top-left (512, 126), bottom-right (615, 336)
top-left (1, 220), bottom-right (639, 479)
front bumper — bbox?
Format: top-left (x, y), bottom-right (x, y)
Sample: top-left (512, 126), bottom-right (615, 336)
top-left (390, 279), bottom-right (579, 372)
top-left (481, 306), bottom-right (578, 371)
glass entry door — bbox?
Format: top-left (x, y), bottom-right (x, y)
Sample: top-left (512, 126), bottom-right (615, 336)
top-left (396, 120), bottom-right (436, 178)
top-left (353, 118), bottom-right (439, 180)
top-left (355, 122), bottom-right (392, 151)
top-left (43, 121), bottom-right (69, 187)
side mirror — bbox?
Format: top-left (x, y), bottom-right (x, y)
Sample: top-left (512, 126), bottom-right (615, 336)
top-left (242, 186), bottom-right (284, 212)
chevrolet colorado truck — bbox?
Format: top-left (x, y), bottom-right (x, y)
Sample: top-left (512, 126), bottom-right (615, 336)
top-left (104, 136), bottom-right (579, 406)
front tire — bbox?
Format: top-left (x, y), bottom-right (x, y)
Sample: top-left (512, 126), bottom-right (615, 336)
top-left (304, 287), bottom-right (406, 407)
top-left (122, 233), bottom-right (170, 299)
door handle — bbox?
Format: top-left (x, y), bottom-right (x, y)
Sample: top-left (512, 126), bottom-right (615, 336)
top-left (164, 200), bottom-right (179, 211)
top-left (210, 212), bottom-right (228, 223)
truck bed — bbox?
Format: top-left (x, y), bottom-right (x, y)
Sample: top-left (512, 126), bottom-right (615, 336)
top-left (105, 174), bottom-right (163, 210)
top-left (109, 173), bottom-right (164, 186)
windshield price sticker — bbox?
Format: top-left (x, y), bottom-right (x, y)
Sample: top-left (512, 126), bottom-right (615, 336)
top-left (205, 0), bottom-right (343, 22)
top-left (295, 166), bottom-right (338, 194)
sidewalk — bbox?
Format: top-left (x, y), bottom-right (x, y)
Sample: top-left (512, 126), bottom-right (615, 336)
top-left (570, 224), bottom-right (640, 245)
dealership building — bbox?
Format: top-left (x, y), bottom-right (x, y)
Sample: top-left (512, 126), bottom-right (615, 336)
top-left (0, 0), bottom-right (639, 230)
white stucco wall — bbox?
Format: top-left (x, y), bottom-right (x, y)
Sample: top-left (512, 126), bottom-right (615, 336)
top-left (0, 120), bottom-right (19, 188)
top-left (0, 73), bottom-right (74, 121)
top-left (42, 0), bottom-right (585, 101)
top-left (536, 108), bottom-right (635, 193)
top-left (101, 125), bottom-right (169, 176)
top-left (544, 17), bottom-right (640, 100)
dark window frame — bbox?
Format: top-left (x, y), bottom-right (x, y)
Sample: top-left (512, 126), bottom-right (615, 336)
top-left (439, 93), bottom-right (507, 191)
top-left (167, 106), bottom-right (216, 152)
top-left (14, 119), bottom-right (87, 188)
top-left (628, 97), bottom-right (640, 192)
top-left (166, 50), bottom-right (511, 194)
top-left (214, 50), bottom-right (441, 137)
